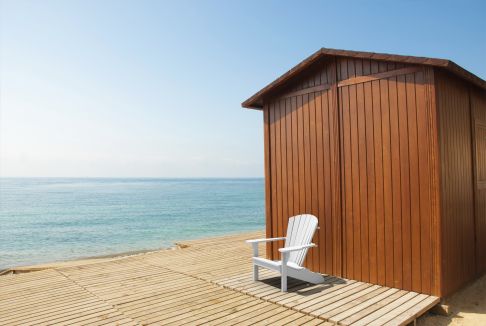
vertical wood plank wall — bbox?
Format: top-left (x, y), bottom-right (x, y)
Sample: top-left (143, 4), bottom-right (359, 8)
top-left (435, 71), bottom-right (478, 296)
top-left (336, 59), bottom-right (437, 295)
top-left (263, 57), bottom-right (440, 295)
top-left (471, 89), bottom-right (486, 276)
top-left (264, 60), bottom-right (342, 277)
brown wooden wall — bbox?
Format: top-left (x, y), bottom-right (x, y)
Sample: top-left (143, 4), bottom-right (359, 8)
top-left (263, 57), bottom-right (441, 296)
top-left (337, 60), bottom-right (439, 295)
top-left (471, 88), bottom-right (486, 276)
top-left (435, 71), bottom-right (485, 297)
top-left (263, 59), bottom-right (342, 277)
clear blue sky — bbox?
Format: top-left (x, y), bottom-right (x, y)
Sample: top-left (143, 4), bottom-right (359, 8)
top-left (1, 0), bottom-right (485, 177)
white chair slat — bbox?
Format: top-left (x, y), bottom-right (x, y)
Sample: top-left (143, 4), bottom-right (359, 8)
top-left (284, 217), bottom-right (295, 248)
top-left (295, 214), bottom-right (317, 265)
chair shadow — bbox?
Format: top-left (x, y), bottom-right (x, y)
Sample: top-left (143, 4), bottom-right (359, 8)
top-left (259, 275), bottom-right (347, 296)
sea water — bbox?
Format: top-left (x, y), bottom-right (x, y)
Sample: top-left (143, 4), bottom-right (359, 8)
top-left (0, 178), bottom-right (264, 269)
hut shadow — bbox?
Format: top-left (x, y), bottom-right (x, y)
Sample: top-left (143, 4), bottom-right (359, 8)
top-left (259, 275), bottom-right (347, 296)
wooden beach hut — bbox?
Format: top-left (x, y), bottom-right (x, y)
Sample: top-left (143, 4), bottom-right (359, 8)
top-left (243, 48), bottom-right (486, 298)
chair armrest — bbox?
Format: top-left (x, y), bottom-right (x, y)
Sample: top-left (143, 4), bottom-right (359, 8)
top-left (246, 237), bottom-right (286, 244)
top-left (278, 243), bottom-right (316, 253)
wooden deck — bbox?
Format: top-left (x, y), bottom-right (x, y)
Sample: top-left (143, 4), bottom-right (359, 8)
top-left (0, 231), bottom-right (439, 325)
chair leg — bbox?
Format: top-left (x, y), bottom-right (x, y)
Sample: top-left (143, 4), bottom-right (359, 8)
top-left (281, 273), bottom-right (287, 292)
top-left (251, 243), bottom-right (259, 282)
top-left (281, 252), bottom-right (289, 292)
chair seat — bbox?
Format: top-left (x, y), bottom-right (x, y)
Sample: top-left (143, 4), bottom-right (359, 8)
top-left (253, 257), bottom-right (304, 271)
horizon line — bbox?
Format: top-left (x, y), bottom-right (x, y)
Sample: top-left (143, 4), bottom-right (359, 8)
top-left (0, 176), bottom-right (265, 179)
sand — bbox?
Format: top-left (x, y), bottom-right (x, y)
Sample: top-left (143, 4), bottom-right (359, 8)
top-left (0, 243), bottom-right (190, 275)
top-left (418, 275), bottom-right (486, 325)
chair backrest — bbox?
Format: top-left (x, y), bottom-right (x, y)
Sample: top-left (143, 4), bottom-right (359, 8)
top-left (284, 214), bottom-right (319, 266)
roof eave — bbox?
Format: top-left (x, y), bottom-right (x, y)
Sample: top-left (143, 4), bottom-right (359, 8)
top-left (242, 48), bottom-right (486, 110)
top-left (241, 49), bottom-right (324, 110)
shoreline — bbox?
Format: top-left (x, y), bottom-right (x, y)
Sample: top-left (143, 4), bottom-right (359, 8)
top-left (0, 230), bottom-right (260, 276)
top-left (0, 243), bottom-right (183, 276)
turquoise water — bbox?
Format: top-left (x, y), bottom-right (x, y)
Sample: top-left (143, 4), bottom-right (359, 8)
top-left (0, 178), bottom-right (264, 269)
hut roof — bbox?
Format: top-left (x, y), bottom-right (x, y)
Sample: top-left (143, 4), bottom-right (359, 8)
top-left (242, 48), bottom-right (486, 109)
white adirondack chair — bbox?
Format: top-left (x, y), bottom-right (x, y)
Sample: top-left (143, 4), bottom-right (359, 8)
top-left (246, 214), bottom-right (325, 292)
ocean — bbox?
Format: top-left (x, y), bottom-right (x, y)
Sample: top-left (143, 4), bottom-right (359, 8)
top-left (0, 178), bottom-right (264, 269)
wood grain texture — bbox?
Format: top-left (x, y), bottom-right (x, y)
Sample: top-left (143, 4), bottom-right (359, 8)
top-left (265, 61), bottom-right (340, 275)
top-left (337, 59), bottom-right (436, 294)
top-left (263, 107), bottom-right (273, 259)
top-left (436, 71), bottom-right (476, 296)
top-left (425, 67), bottom-right (442, 297)
top-left (472, 89), bottom-right (486, 276)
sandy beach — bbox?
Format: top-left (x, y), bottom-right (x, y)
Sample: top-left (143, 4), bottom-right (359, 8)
top-left (418, 274), bottom-right (486, 325)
